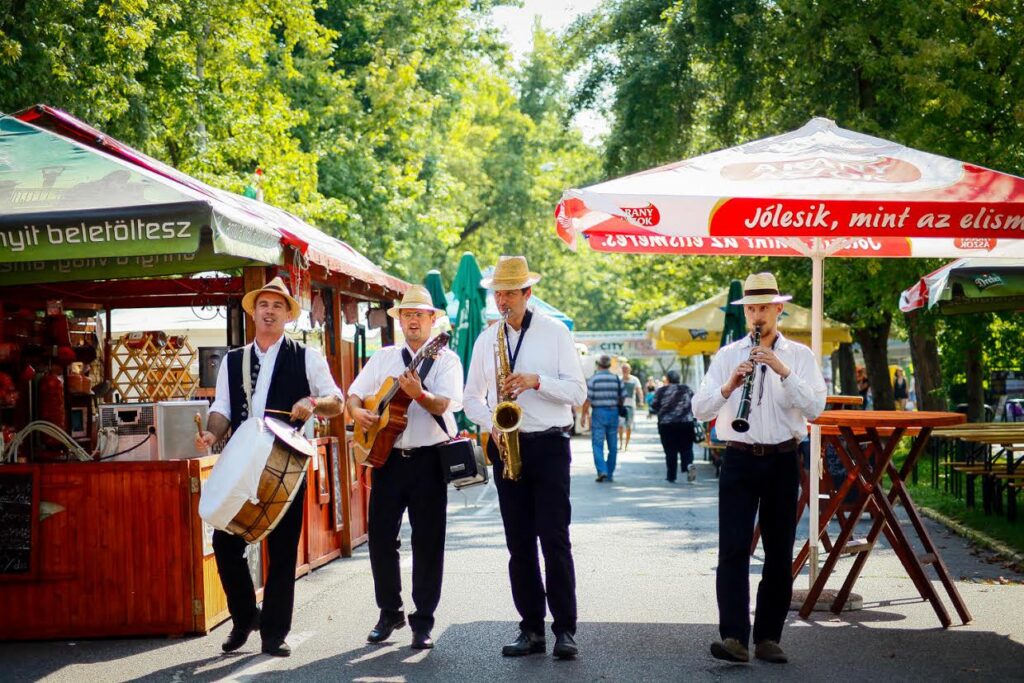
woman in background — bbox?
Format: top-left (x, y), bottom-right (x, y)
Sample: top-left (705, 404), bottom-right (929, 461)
top-left (893, 368), bottom-right (908, 411)
top-left (651, 370), bottom-right (697, 482)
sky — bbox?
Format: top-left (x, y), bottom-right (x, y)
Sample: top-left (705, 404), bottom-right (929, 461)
top-left (488, 0), bottom-right (604, 62)
top-left (487, 0), bottom-right (608, 141)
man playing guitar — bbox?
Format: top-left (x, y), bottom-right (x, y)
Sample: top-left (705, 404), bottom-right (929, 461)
top-left (346, 285), bottom-right (464, 650)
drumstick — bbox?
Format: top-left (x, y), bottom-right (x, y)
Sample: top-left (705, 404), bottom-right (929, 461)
top-left (265, 409), bottom-right (292, 416)
top-left (194, 412), bottom-right (203, 436)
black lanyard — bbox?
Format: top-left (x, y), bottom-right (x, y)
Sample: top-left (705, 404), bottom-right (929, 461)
top-left (504, 310), bottom-right (532, 372)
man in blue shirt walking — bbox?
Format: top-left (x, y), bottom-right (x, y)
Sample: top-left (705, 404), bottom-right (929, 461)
top-left (581, 354), bottom-right (625, 482)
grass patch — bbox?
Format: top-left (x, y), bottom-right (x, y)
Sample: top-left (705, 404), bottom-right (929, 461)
top-left (891, 438), bottom-right (1024, 556)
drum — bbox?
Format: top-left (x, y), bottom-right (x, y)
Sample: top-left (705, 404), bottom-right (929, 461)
top-left (199, 417), bottom-right (315, 544)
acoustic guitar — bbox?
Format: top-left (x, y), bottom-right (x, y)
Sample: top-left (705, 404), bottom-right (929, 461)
top-left (352, 332), bottom-right (450, 467)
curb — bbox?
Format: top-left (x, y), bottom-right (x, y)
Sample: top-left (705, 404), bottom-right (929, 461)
top-left (918, 505), bottom-right (1024, 567)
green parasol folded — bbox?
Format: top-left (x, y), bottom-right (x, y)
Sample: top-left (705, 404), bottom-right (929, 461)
top-left (423, 269), bottom-right (449, 312)
top-left (720, 279), bottom-right (747, 347)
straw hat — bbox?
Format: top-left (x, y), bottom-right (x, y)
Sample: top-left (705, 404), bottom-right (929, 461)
top-left (241, 276), bottom-right (301, 320)
top-left (481, 255), bottom-right (541, 291)
top-left (730, 272), bottom-right (793, 305)
top-left (387, 284), bottom-right (444, 319)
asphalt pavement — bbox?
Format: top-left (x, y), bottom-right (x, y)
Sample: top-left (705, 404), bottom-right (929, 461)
top-left (3, 414), bottom-right (1023, 682)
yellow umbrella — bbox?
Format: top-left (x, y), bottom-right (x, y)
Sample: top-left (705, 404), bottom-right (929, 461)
top-left (647, 290), bottom-right (852, 356)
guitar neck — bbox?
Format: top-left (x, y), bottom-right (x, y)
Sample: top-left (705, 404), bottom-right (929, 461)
top-left (375, 345), bottom-right (431, 415)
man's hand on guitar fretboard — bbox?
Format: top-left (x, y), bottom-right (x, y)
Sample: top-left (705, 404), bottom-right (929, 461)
top-left (397, 368), bottom-right (424, 400)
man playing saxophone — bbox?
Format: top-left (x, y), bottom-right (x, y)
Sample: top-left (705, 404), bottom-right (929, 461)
top-left (693, 272), bottom-right (826, 665)
top-left (464, 256), bottom-right (587, 660)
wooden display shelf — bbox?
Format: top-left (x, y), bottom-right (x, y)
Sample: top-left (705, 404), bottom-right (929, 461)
top-left (110, 336), bottom-right (197, 402)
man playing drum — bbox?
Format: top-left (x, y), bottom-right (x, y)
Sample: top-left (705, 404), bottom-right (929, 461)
top-left (194, 277), bottom-right (343, 657)
top-left (346, 285), bottom-right (464, 650)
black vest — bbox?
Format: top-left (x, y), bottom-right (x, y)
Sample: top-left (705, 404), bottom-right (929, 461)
top-left (226, 337), bottom-right (311, 432)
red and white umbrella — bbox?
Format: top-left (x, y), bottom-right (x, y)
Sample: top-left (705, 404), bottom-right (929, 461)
top-left (558, 117), bottom-right (1024, 259)
top-left (555, 117), bottom-right (1024, 579)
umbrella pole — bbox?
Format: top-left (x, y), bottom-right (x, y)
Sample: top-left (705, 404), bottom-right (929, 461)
top-left (809, 246), bottom-right (824, 584)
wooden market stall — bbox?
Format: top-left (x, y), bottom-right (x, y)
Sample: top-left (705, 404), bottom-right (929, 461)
top-left (0, 105), bottom-right (406, 639)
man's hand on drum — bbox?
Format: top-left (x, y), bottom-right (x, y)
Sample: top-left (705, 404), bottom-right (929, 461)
top-left (289, 396), bottom-right (317, 423)
top-left (194, 430), bottom-right (217, 451)
top-left (397, 369), bottom-right (424, 400)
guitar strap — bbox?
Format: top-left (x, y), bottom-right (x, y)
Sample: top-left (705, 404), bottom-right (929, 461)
top-left (401, 349), bottom-right (452, 439)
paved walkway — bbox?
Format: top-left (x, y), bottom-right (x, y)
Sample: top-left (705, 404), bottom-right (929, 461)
top-left (3, 415), bottom-right (1023, 681)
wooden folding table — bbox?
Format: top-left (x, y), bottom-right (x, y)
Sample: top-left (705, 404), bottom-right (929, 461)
top-left (799, 410), bottom-right (970, 628)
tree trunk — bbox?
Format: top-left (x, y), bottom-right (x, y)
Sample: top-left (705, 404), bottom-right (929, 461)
top-left (906, 312), bottom-right (946, 411)
top-left (965, 339), bottom-right (986, 422)
top-left (854, 316), bottom-right (893, 410)
top-left (836, 343), bottom-right (857, 397)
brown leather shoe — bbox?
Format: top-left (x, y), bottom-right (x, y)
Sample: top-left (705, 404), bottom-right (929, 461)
top-left (710, 638), bottom-right (749, 663)
top-left (754, 640), bottom-right (788, 663)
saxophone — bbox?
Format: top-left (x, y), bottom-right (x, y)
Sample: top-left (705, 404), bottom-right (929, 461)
top-left (493, 310), bottom-right (523, 480)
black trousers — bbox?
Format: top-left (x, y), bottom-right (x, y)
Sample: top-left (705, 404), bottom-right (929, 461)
top-left (212, 479), bottom-right (306, 642)
top-left (489, 432), bottom-right (577, 637)
top-left (658, 421), bottom-right (696, 481)
top-left (716, 447), bottom-right (799, 646)
top-left (368, 447), bottom-right (448, 632)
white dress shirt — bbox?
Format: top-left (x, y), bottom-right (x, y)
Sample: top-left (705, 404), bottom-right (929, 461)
top-left (692, 331), bottom-right (826, 444)
top-left (464, 310), bottom-right (587, 433)
top-left (347, 343), bottom-right (464, 448)
top-left (210, 336), bottom-right (343, 423)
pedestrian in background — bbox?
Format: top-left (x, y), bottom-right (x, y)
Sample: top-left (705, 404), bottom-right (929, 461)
top-left (581, 354), bottom-right (624, 482)
top-left (893, 368), bottom-right (908, 411)
top-left (618, 362), bottom-right (644, 451)
top-left (651, 370), bottom-right (697, 483)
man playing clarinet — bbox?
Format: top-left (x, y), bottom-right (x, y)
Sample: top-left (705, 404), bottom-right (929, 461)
top-left (693, 272), bottom-right (826, 665)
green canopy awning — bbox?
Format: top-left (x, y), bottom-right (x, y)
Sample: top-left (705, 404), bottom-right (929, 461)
top-left (0, 114), bottom-right (281, 281)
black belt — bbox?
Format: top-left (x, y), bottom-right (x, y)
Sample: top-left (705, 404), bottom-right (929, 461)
top-left (392, 444), bottom-right (439, 458)
top-left (520, 425), bottom-right (572, 440)
top-left (726, 440), bottom-right (799, 456)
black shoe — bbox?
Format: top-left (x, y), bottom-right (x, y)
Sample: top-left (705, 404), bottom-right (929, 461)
top-left (501, 631), bottom-right (546, 656)
top-left (261, 638), bottom-right (291, 657)
top-left (221, 610), bottom-right (260, 653)
top-left (367, 611), bottom-right (406, 643)
top-left (595, 474), bottom-right (606, 482)
top-left (552, 632), bottom-right (578, 659)
top-left (411, 629), bottom-right (434, 649)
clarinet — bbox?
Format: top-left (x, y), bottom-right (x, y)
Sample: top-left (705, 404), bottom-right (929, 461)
top-left (731, 325), bottom-right (761, 433)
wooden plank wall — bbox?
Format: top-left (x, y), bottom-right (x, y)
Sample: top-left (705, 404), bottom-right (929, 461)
top-left (0, 462), bottom-right (197, 639)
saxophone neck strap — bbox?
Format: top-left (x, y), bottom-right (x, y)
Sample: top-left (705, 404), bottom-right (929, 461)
top-left (505, 309), bottom-right (532, 372)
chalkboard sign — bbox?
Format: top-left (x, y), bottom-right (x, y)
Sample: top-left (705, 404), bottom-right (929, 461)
top-left (0, 471), bottom-right (37, 576)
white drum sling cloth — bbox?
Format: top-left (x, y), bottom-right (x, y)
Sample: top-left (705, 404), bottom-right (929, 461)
top-left (199, 418), bottom-right (275, 530)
